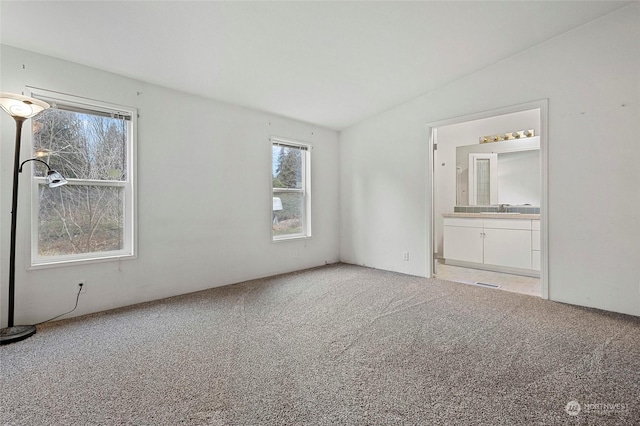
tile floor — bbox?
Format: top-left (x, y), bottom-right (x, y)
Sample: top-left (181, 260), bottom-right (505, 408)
top-left (434, 260), bottom-right (541, 297)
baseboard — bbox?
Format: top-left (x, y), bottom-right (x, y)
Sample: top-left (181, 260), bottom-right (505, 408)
top-left (444, 259), bottom-right (540, 278)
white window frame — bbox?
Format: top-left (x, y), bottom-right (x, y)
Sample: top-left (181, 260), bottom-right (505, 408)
top-left (27, 88), bottom-right (137, 268)
top-left (468, 152), bottom-right (498, 206)
top-left (271, 137), bottom-right (311, 241)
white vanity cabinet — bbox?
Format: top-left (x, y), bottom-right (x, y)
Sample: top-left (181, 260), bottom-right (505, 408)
top-left (483, 219), bottom-right (532, 270)
top-left (531, 220), bottom-right (541, 271)
top-left (442, 218), bottom-right (484, 264)
top-left (443, 215), bottom-right (538, 275)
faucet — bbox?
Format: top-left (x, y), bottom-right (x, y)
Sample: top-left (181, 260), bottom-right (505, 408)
top-left (497, 204), bottom-right (509, 213)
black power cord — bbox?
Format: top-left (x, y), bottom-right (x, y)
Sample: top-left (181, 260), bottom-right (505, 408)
top-left (34, 283), bottom-right (83, 326)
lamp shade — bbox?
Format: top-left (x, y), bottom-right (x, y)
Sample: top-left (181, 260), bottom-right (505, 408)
top-left (0, 93), bottom-right (49, 119)
top-left (46, 170), bottom-right (67, 188)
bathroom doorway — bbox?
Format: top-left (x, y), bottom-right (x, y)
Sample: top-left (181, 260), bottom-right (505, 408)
top-left (427, 101), bottom-right (548, 298)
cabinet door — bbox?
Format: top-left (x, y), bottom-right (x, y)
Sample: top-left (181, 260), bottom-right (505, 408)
top-left (443, 225), bottom-right (484, 264)
top-left (532, 250), bottom-right (541, 271)
top-left (483, 228), bottom-right (531, 269)
top-left (532, 230), bottom-right (540, 250)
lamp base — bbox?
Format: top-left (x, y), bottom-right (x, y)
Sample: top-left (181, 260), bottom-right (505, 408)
top-left (0, 325), bottom-right (36, 345)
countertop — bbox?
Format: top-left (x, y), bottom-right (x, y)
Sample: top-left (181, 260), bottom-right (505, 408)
top-left (443, 212), bottom-right (540, 219)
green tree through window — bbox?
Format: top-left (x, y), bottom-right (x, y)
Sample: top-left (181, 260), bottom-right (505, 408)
top-left (272, 140), bottom-right (310, 239)
top-left (29, 90), bottom-right (136, 264)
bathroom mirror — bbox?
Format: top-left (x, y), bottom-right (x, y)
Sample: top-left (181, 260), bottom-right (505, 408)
top-left (456, 136), bottom-right (540, 206)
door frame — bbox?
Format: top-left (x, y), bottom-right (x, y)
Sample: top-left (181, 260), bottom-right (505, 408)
top-left (426, 99), bottom-right (549, 299)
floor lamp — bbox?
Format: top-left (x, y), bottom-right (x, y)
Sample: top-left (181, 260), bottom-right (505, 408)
top-left (0, 92), bottom-right (67, 345)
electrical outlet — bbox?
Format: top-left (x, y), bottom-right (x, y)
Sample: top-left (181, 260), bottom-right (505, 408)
top-left (402, 251), bottom-right (409, 261)
top-left (77, 281), bottom-right (86, 294)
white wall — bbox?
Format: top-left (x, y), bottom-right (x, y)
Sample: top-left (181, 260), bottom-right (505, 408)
top-left (0, 46), bottom-right (340, 326)
top-left (340, 4), bottom-right (640, 316)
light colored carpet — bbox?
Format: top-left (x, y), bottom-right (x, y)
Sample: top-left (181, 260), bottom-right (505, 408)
top-left (1, 263), bottom-right (638, 425)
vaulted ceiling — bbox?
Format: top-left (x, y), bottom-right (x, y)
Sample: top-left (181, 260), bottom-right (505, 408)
top-left (0, 1), bottom-right (630, 130)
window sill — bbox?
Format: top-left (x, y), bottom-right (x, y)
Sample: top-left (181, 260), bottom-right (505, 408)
top-left (272, 235), bottom-right (311, 243)
top-left (28, 253), bottom-right (136, 270)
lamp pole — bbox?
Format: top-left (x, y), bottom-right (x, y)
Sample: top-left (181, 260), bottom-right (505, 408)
top-left (7, 116), bottom-right (26, 329)
top-left (0, 93), bottom-right (53, 345)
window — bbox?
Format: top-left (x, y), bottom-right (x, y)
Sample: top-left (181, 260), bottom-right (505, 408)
top-left (29, 89), bottom-right (136, 266)
top-left (271, 138), bottom-right (311, 240)
top-left (468, 153), bottom-right (497, 206)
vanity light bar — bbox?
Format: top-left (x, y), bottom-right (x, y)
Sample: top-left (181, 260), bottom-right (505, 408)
top-left (479, 129), bottom-right (535, 143)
